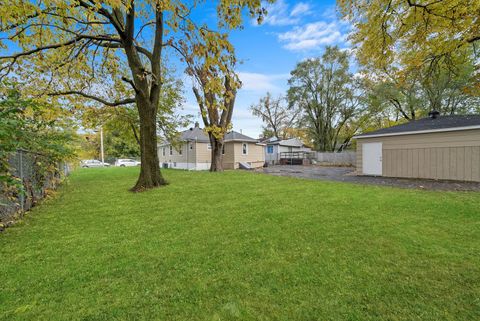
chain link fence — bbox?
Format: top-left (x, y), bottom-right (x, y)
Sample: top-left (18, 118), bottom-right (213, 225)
top-left (0, 149), bottom-right (70, 223)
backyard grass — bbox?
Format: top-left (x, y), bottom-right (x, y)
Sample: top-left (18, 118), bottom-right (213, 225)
top-left (0, 167), bottom-right (479, 321)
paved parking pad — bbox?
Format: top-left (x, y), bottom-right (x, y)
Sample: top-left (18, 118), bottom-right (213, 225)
top-left (260, 165), bottom-right (480, 191)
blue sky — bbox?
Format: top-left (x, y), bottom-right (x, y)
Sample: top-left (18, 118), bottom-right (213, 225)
top-left (178, 0), bottom-right (352, 138)
top-left (1, 1), bottom-right (351, 138)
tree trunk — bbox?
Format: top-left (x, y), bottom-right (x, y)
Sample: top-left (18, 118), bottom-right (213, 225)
top-left (209, 135), bottom-right (224, 172)
top-left (131, 100), bottom-right (167, 191)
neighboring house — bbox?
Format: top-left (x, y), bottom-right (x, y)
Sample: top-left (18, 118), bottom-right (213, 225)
top-left (354, 112), bottom-right (480, 182)
top-left (158, 123), bottom-right (265, 170)
top-left (264, 137), bottom-right (312, 165)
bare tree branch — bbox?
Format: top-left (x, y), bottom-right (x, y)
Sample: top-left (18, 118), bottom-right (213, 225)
top-left (48, 91), bottom-right (135, 106)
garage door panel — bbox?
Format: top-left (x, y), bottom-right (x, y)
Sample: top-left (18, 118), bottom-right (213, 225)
top-left (472, 147), bottom-right (480, 181)
top-left (456, 147), bottom-right (465, 181)
top-left (464, 147), bottom-right (472, 181)
top-left (385, 149), bottom-right (396, 177)
top-left (402, 149), bottom-right (408, 177)
top-left (418, 149), bottom-right (425, 178)
top-left (423, 148), bottom-right (430, 179)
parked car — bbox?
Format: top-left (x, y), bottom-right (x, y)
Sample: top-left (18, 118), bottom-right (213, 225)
top-left (80, 159), bottom-right (110, 168)
top-left (115, 159), bottom-right (141, 167)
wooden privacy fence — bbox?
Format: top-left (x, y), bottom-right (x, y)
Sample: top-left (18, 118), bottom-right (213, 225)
top-left (315, 151), bottom-right (356, 166)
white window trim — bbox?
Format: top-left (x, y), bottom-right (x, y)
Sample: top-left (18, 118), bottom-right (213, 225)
top-left (169, 145), bottom-right (173, 155)
top-left (207, 143), bottom-right (212, 150)
top-left (242, 142), bottom-right (248, 155)
top-left (178, 144), bottom-right (183, 155)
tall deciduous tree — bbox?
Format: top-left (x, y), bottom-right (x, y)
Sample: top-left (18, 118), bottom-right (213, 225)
top-left (250, 92), bottom-right (299, 139)
top-left (191, 70), bottom-right (239, 172)
top-left (288, 46), bottom-right (360, 151)
top-left (171, 22), bottom-right (242, 172)
top-left (0, 0), bottom-right (271, 189)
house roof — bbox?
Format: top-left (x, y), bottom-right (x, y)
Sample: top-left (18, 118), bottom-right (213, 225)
top-left (355, 115), bottom-right (480, 139)
top-left (266, 137), bottom-right (305, 147)
top-left (224, 131), bottom-right (258, 142)
top-left (179, 127), bottom-right (210, 142)
top-left (160, 126), bottom-right (258, 145)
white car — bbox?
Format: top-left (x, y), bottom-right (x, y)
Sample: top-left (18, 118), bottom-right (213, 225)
top-left (81, 159), bottom-right (110, 168)
top-left (115, 159), bottom-right (141, 167)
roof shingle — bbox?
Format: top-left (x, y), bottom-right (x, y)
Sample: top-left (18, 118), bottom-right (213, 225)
top-left (356, 115), bottom-right (480, 138)
top-left (160, 127), bottom-right (258, 144)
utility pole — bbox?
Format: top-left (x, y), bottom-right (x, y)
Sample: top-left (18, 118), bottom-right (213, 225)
top-left (100, 126), bottom-right (105, 166)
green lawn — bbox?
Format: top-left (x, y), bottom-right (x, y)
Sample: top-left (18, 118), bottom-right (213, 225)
top-left (1, 168), bottom-right (479, 321)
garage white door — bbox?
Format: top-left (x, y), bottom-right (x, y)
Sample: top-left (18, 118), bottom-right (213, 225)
top-left (362, 142), bottom-right (382, 175)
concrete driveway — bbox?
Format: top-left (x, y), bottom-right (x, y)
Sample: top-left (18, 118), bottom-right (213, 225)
top-left (260, 165), bottom-right (480, 191)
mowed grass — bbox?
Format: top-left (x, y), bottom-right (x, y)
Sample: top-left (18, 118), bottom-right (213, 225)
top-left (1, 168), bottom-right (479, 321)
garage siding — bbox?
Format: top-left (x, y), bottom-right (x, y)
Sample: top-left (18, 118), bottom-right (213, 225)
top-left (357, 129), bottom-right (480, 182)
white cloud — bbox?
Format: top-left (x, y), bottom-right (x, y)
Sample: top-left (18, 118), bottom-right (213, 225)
top-left (291, 3), bottom-right (312, 17)
top-left (182, 101), bottom-right (199, 113)
top-left (278, 21), bottom-right (346, 51)
top-left (259, 0), bottom-right (312, 26)
top-left (237, 72), bottom-right (289, 93)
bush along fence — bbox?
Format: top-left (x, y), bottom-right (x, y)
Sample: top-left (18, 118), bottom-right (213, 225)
top-left (0, 149), bottom-right (70, 229)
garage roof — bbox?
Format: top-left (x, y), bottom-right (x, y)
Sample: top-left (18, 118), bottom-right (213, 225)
top-left (355, 115), bottom-right (480, 139)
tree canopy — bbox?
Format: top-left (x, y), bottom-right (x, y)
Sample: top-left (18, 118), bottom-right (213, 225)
top-left (0, 82), bottom-right (75, 191)
top-left (0, 0), bottom-right (273, 189)
top-left (336, 0), bottom-right (479, 136)
top-left (338, 0), bottom-right (480, 70)
top-left (288, 46), bottom-right (361, 151)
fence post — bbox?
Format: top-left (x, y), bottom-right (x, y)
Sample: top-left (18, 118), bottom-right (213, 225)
top-left (19, 150), bottom-right (24, 212)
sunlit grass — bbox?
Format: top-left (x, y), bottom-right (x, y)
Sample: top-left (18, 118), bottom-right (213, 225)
top-left (1, 167), bottom-right (479, 321)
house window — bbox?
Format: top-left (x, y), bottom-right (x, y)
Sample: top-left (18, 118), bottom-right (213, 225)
top-left (190, 143), bottom-right (193, 150)
top-left (222, 145), bottom-right (225, 155)
top-left (178, 145), bottom-right (182, 155)
top-left (242, 143), bottom-right (248, 155)
top-left (267, 146), bottom-right (273, 154)
top-left (207, 143), bottom-right (212, 150)
top-left (169, 146), bottom-right (173, 155)
top-left (162, 148), bottom-right (165, 156)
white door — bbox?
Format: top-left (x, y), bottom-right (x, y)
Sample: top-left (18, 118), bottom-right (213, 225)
top-left (362, 142), bottom-right (382, 175)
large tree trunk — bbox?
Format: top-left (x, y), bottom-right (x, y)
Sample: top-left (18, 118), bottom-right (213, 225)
top-left (131, 100), bottom-right (167, 191)
top-left (209, 135), bottom-right (224, 172)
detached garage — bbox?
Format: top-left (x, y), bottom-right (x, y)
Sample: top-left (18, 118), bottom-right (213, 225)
top-left (355, 113), bottom-right (480, 182)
